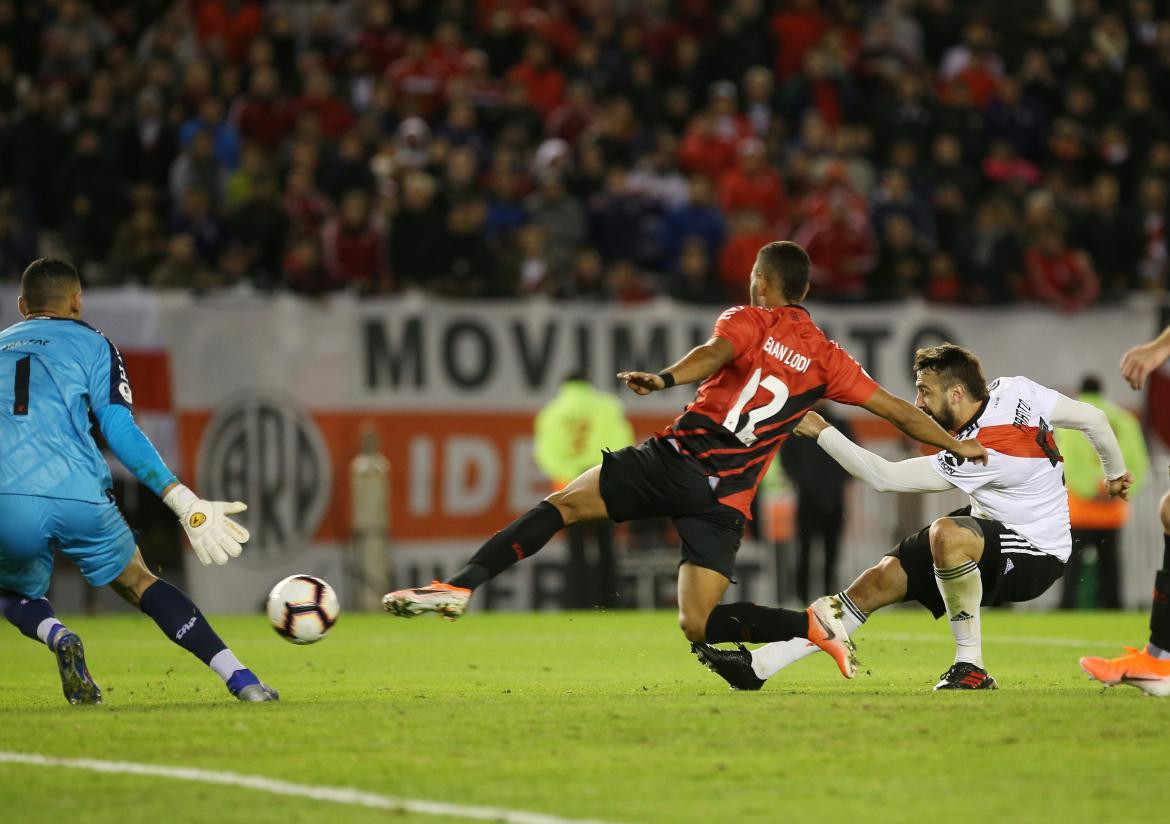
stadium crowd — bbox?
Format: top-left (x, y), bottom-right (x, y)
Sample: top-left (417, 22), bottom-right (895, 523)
top-left (1, 0), bottom-right (1168, 309)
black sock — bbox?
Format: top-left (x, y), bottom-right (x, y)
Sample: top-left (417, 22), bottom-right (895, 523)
top-left (139, 580), bottom-right (227, 666)
top-left (705, 602), bottom-right (808, 644)
top-left (1151, 569), bottom-right (1170, 651)
top-left (0, 591), bottom-right (64, 648)
top-left (447, 563), bottom-right (491, 590)
top-left (450, 502), bottom-right (565, 588)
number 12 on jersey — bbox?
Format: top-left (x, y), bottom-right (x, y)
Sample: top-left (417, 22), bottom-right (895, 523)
top-left (722, 368), bottom-right (790, 446)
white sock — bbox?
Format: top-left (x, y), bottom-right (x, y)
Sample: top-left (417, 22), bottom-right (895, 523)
top-left (935, 560), bottom-right (983, 668)
top-left (35, 618), bottom-right (66, 650)
top-left (209, 649), bottom-right (245, 684)
top-left (751, 592), bottom-right (868, 680)
top-left (1148, 643), bottom-right (1170, 660)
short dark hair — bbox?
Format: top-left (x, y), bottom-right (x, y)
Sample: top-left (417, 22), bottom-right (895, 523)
top-left (21, 258), bottom-right (81, 312)
top-left (1080, 375), bottom-right (1103, 394)
top-left (913, 343), bottom-right (989, 401)
top-left (756, 241), bottom-right (810, 301)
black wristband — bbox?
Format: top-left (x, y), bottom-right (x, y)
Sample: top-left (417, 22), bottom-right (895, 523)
top-left (657, 371), bottom-right (676, 389)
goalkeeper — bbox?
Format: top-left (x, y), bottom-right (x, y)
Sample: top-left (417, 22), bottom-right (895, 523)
top-left (0, 259), bottom-right (277, 704)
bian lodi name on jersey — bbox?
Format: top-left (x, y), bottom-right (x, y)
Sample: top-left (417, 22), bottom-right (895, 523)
top-left (762, 336), bottom-right (810, 373)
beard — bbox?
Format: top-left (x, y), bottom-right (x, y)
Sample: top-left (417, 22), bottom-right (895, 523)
top-left (924, 404), bottom-right (958, 433)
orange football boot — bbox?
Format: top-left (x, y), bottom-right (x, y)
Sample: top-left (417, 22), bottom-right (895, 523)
top-left (1079, 646), bottom-right (1170, 697)
top-left (382, 581), bottom-right (471, 620)
top-left (806, 595), bottom-right (859, 679)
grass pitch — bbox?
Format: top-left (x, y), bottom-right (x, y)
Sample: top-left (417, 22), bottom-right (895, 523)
top-left (1, 609), bottom-right (1166, 824)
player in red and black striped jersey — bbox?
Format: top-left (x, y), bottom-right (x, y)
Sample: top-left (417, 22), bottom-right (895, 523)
top-left (383, 241), bottom-right (987, 676)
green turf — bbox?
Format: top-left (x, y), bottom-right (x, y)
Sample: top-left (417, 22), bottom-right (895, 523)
top-left (0, 609), bottom-right (1166, 823)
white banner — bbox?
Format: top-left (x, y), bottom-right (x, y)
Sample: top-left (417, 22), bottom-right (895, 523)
top-left (2, 287), bottom-right (1159, 410)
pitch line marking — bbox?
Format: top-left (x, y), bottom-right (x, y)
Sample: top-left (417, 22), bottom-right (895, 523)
top-left (0, 751), bottom-right (624, 824)
top-left (867, 633), bottom-right (1112, 648)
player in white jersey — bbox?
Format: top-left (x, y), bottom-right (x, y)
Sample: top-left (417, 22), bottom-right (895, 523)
top-left (694, 344), bottom-right (1132, 690)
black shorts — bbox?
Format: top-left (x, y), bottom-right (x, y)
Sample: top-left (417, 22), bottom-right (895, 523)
top-left (599, 438), bottom-right (745, 580)
top-left (887, 507), bottom-right (1066, 619)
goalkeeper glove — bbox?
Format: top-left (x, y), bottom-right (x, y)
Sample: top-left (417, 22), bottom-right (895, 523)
top-left (163, 484), bottom-right (251, 566)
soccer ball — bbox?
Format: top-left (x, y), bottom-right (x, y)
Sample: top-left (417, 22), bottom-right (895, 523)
top-left (266, 575), bottom-right (340, 644)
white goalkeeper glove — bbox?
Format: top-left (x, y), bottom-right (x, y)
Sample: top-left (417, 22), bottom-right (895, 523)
top-left (163, 484), bottom-right (251, 566)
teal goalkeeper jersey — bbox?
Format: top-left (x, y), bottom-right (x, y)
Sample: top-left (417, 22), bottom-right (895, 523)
top-left (0, 315), bottom-right (176, 503)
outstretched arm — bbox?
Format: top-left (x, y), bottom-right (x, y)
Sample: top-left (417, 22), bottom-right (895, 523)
top-left (95, 405), bottom-right (252, 564)
top-left (1049, 393), bottom-right (1132, 499)
top-left (617, 336), bottom-right (735, 395)
top-left (1121, 326), bottom-right (1170, 390)
top-left (793, 412), bottom-right (953, 493)
top-left (860, 386), bottom-right (988, 465)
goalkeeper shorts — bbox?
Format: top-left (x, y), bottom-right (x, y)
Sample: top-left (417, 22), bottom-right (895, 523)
top-left (0, 492), bottom-right (135, 599)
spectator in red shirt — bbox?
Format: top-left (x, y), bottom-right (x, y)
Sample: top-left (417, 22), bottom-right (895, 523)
top-left (506, 39), bottom-right (565, 118)
top-left (230, 66), bottom-right (294, 151)
top-left (321, 189), bottom-right (391, 293)
top-left (797, 163), bottom-right (869, 226)
top-left (770, 0), bottom-right (828, 81)
top-left (718, 209), bottom-right (776, 299)
top-left (1023, 224), bottom-right (1100, 312)
top-left (388, 35), bottom-right (447, 119)
top-left (717, 137), bottom-right (788, 230)
top-left (520, 2), bottom-right (579, 62)
top-left (193, 0), bottom-right (262, 64)
top-left (291, 69), bottom-right (354, 141)
top-left (679, 83), bottom-right (752, 179)
top-left (428, 20), bottom-right (469, 79)
top-left (793, 189), bottom-right (877, 301)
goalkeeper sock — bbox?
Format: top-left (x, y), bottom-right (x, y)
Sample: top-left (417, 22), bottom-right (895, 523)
top-left (935, 560), bottom-right (984, 668)
top-left (704, 603), bottom-right (808, 644)
top-left (0, 592), bottom-right (69, 650)
top-left (139, 580), bottom-right (242, 684)
top-left (751, 592), bottom-right (867, 679)
top-left (449, 502), bottom-right (564, 589)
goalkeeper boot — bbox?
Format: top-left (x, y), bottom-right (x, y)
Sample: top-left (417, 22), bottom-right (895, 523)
top-left (54, 632), bottom-right (102, 705)
top-left (934, 661), bottom-right (998, 690)
top-left (382, 581), bottom-right (471, 620)
top-left (1079, 646), bottom-right (1170, 697)
top-left (227, 669), bottom-right (280, 702)
top-left (806, 595), bottom-right (858, 679)
top-left (692, 642), bottom-right (765, 691)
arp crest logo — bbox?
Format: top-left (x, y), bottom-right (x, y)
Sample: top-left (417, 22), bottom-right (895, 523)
top-left (197, 394), bottom-right (332, 568)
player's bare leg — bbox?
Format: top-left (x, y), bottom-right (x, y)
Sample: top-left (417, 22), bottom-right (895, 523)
top-left (1081, 490), bottom-right (1170, 696)
top-left (677, 562), bottom-right (731, 643)
top-left (111, 549), bottom-right (277, 702)
top-left (384, 465), bottom-right (608, 619)
top-left (0, 589), bottom-right (101, 705)
top-left (928, 516), bottom-right (996, 690)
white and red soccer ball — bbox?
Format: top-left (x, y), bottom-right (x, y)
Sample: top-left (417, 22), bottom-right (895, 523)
top-left (266, 575), bottom-right (340, 644)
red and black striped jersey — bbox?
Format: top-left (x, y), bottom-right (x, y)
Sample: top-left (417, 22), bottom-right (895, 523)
top-left (657, 304), bottom-right (878, 517)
